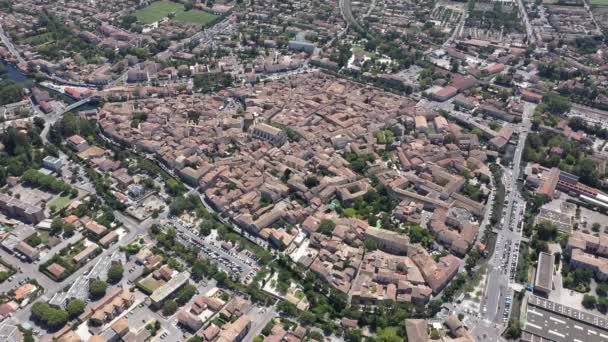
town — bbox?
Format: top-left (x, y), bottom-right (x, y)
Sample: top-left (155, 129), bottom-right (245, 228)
top-left (0, 0), bottom-right (607, 341)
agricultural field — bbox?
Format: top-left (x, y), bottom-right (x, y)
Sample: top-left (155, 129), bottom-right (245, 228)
top-left (135, 0), bottom-right (218, 25)
top-left (591, 0), bottom-right (608, 5)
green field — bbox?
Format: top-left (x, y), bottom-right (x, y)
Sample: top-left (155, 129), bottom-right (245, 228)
top-left (138, 276), bottom-right (166, 292)
top-left (49, 196), bottom-right (71, 211)
top-left (174, 10), bottom-right (218, 25)
top-left (591, 0), bottom-right (608, 5)
top-left (135, 0), bottom-right (218, 25)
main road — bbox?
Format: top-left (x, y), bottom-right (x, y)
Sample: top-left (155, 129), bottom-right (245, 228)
top-left (0, 22), bottom-right (26, 65)
top-left (475, 103), bottom-right (535, 336)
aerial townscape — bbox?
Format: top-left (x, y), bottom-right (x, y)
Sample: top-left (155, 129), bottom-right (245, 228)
top-left (0, 0), bottom-right (608, 341)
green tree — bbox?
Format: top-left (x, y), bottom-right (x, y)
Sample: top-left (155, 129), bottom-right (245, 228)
top-left (176, 284), bottom-right (197, 305)
top-left (505, 321), bottom-right (522, 340)
top-left (583, 294), bottom-right (597, 309)
top-left (107, 263), bottom-right (124, 284)
top-left (89, 279), bottom-right (108, 299)
top-left (0, 80), bottom-right (23, 106)
top-left (304, 176), bottom-right (320, 188)
top-left (318, 219), bottom-right (336, 236)
top-left (162, 300), bottom-right (178, 316)
top-left (597, 282), bottom-right (608, 297)
top-left (374, 327), bottom-right (402, 342)
top-left (66, 299), bottom-right (85, 319)
top-left (536, 222), bottom-right (558, 241)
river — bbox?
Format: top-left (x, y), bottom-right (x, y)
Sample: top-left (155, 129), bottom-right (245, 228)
top-left (0, 60), bottom-right (84, 106)
top-left (0, 60), bottom-right (29, 83)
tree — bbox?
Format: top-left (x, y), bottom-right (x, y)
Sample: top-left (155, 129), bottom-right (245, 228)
top-left (46, 308), bottom-right (69, 328)
top-left (193, 72), bottom-right (233, 93)
top-left (176, 284), bottom-right (197, 305)
top-left (0, 80), bottom-right (23, 106)
top-left (31, 302), bottom-right (68, 328)
top-left (304, 176), bottom-right (320, 188)
top-left (162, 300), bottom-right (178, 316)
top-left (89, 279), bottom-right (108, 299)
top-left (374, 327), bottom-right (402, 342)
top-left (318, 219), bottom-right (336, 236)
top-left (505, 321), bottom-right (522, 340)
top-left (107, 264), bottom-right (124, 284)
top-left (543, 92), bottom-right (571, 115)
top-left (582, 294), bottom-right (597, 309)
top-left (299, 311), bottom-right (316, 325)
top-left (536, 222), bottom-right (558, 241)
top-left (596, 297), bottom-right (608, 314)
top-left (597, 282), bottom-right (608, 297)
top-left (66, 299), bottom-right (85, 319)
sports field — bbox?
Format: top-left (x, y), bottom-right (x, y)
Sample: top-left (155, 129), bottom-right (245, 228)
top-left (135, 0), bottom-right (219, 25)
top-left (591, 0), bottom-right (608, 5)
top-left (174, 9), bottom-right (218, 25)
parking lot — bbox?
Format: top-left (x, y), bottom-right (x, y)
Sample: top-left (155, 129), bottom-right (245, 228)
top-left (163, 218), bottom-right (260, 284)
top-left (524, 295), bottom-right (608, 342)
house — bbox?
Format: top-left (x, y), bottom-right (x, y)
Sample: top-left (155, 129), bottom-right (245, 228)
top-left (177, 310), bottom-right (203, 332)
top-left (48, 263), bottom-right (67, 279)
top-left (67, 135), bottom-right (89, 152)
top-left (14, 283), bottom-right (37, 301)
top-left (99, 231), bottom-right (119, 247)
top-left (15, 241), bottom-right (39, 261)
top-left (73, 244), bottom-right (99, 264)
top-left (85, 221), bottom-right (108, 238)
top-left (43, 156), bottom-right (63, 172)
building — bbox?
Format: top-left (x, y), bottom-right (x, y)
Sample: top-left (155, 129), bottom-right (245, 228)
top-left (0, 193), bottom-right (45, 224)
top-left (84, 288), bottom-right (134, 325)
top-left (523, 295), bottom-right (608, 342)
top-left (522, 90), bottom-right (543, 103)
top-left (414, 116), bottom-right (428, 133)
top-left (85, 221), bottom-right (108, 238)
top-left (364, 227), bottom-right (411, 255)
top-left (177, 310), bottom-right (203, 332)
top-left (67, 135), bottom-right (89, 152)
top-left (99, 231), bottom-right (119, 247)
top-left (534, 252), bottom-right (554, 296)
top-left (567, 231), bottom-right (608, 281)
top-left (43, 155), bottom-right (64, 172)
top-left (150, 271), bottom-right (191, 306)
top-left (73, 244), bottom-right (99, 264)
top-left (250, 123), bottom-right (287, 146)
top-left (432, 86), bottom-right (458, 102)
top-left (288, 41), bottom-right (316, 54)
top-left (216, 314), bottom-right (251, 342)
top-left (15, 241), bottom-right (40, 261)
top-left (0, 323), bottom-right (20, 342)
top-left (179, 167), bottom-right (206, 187)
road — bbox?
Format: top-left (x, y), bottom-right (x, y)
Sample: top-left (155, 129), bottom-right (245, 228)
top-left (478, 101), bottom-right (534, 329)
top-left (514, 0), bottom-right (536, 45)
top-left (443, 10), bottom-right (467, 48)
top-left (339, 0), bottom-right (363, 32)
top-left (0, 22), bottom-right (26, 65)
top-left (9, 210), bottom-right (158, 331)
top-left (242, 306), bottom-right (278, 342)
top-left (40, 97), bottom-right (94, 143)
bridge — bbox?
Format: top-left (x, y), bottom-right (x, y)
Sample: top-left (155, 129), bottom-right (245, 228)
top-left (40, 97), bottom-right (96, 143)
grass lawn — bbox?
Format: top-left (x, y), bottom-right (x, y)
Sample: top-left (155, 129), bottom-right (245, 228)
top-left (174, 10), bottom-right (218, 25)
top-left (139, 276), bottom-right (166, 293)
top-left (49, 196), bottom-right (71, 211)
top-left (135, 0), bottom-right (183, 24)
top-left (591, 0), bottom-right (608, 5)
top-left (135, 0), bottom-right (219, 25)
